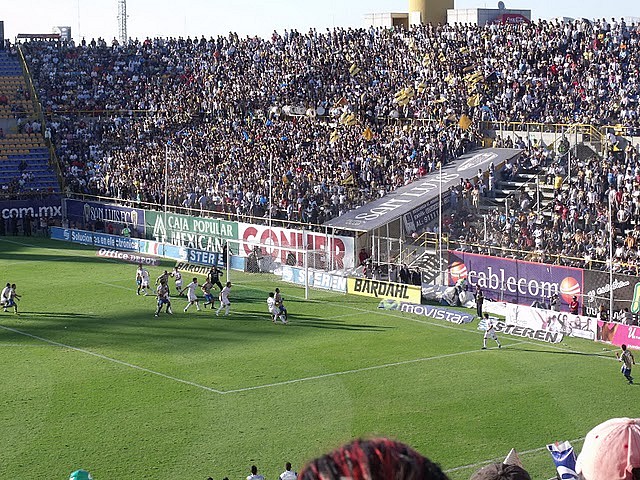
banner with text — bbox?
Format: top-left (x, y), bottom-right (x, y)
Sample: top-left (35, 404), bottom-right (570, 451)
top-left (378, 299), bottom-right (473, 324)
top-left (0, 196), bottom-right (62, 220)
top-left (237, 223), bottom-right (355, 270)
top-left (597, 321), bottom-right (640, 349)
top-left (583, 270), bottom-right (640, 318)
top-left (347, 277), bottom-right (421, 303)
top-left (65, 199), bottom-right (146, 237)
top-left (281, 265), bottom-right (347, 293)
top-left (507, 304), bottom-right (596, 341)
top-left (145, 210), bottom-right (237, 253)
top-left (51, 226), bottom-right (162, 255)
top-left (478, 319), bottom-right (564, 344)
top-left (449, 250), bottom-right (584, 309)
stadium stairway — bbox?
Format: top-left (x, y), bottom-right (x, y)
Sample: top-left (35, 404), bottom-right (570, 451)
top-left (0, 50), bottom-right (59, 194)
top-left (0, 133), bottom-right (60, 193)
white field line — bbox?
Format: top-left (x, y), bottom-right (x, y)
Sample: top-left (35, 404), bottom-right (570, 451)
top-left (0, 321), bottom-right (522, 395)
top-left (444, 436), bottom-right (586, 474)
top-left (0, 324), bottom-right (225, 394)
top-left (220, 342), bottom-right (524, 394)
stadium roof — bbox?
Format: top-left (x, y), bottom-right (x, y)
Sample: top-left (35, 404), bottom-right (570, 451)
top-left (324, 148), bottom-right (522, 233)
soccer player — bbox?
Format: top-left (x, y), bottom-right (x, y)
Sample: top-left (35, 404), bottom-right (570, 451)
top-left (155, 270), bottom-right (170, 291)
top-left (5, 284), bottom-right (20, 314)
top-left (171, 267), bottom-right (183, 295)
top-left (482, 313), bottom-right (501, 349)
top-left (216, 281), bottom-right (232, 316)
top-left (207, 265), bottom-right (224, 291)
top-left (616, 344), bottom-right (636, 384)
top-left (140, 267), bottom-right (150, 296)
top-left (1, 282), bottom-right (10, 312)
top-left (180, 277), bottom-right (201, 312)
top-left (267, 292), bottom-right (279, 322)
top-left (274, 287), bottom-right (288, 324)
top-left (136, 264), bottom-right (143, 295)
top-left (154, 280), bottom-right (173, 317)
top-left (201, 280), bottom-right (215, 309)
top-left (136, 264), bottom-right (150, 296)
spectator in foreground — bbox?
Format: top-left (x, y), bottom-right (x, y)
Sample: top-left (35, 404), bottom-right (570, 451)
top-left (468, 463), bottom-right (531, 480)
top-left (247, 465), bottom-right (265, 480)
top-left (576, 417), bottom-right (640, 480)
top-left (297, 437), bottom-right (449, 480)
top-left (279, 462), bottom-right (298, 480)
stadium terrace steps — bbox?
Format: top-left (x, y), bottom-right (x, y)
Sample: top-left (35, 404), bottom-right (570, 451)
top-left (0, 50), bottom-right (34, 118)
top-left (0, 140), bottom-right (60, 193)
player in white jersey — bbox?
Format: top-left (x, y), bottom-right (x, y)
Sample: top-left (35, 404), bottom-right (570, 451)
top-left (180, 277), bottom-right (201, 312)
top-left (616, 344), bottom-right (636, 384)
top-left (267, 292), bottom-right (279, 322)
top-left (274, 287), bottom-right (288, 323)
top-left (216, 281), bottom-right (232, 316)
top-left (482, 313), bottom-right (501, 349)
top-left (1, 282), bottom-right (10, 312)
top-left (136, 265), bottom-right (150, 296)
top-left (171, 267), bottom-right (183, 294)
top-left (5, 284), bottom-right (20, 314)
top-left (140, 268), bottom-right (150, 295)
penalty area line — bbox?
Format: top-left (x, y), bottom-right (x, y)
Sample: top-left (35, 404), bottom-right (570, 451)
top-left (0, 324), bottom-right (225, 395)
top-left (221, 341), bottom-right (526, 394)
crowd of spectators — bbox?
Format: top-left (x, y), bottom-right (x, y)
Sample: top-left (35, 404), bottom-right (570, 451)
top-left (2, 18), bottom-right (639, 273)
top-left (449, 138), bottom-right (640, 275)
top-left (13, 17), bottom-right (640, 224)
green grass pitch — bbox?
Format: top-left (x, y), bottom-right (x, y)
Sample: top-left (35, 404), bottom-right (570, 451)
top-left (0, 237), bottom-right (635, 479)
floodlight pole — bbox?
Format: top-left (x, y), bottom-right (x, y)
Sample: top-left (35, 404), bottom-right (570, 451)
top-left (164, 142), bottom-right (169, 242)
top-left (609, 196), bottom-right (614, 317)
top-left (438, 161), bottom-right (443, 285)
top-left (269, 155), bottom-right (273, 229)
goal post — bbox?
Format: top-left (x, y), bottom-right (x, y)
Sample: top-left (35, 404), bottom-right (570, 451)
top-left (225, 238), bottom-right (328, 300)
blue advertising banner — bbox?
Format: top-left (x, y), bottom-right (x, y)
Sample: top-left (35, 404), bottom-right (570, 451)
top-left (65, 199), bottom-right (146, 237)
top-left (186, 248), bottom-right (220, 267)
top-left (51, 227), bottom-right (144, 252)
top-left (0, 196), bottom-right (62, 220)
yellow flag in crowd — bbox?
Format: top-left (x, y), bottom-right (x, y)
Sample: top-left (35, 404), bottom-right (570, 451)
top-left (330, 130), bottom-right (340, 143)
top-left (458, 114), bottom-right (473, 131)
top-left (416, 82), bottom-right (427, 94)
top-left (438, 52), bottom-right (447, 63)
top-left (467, 94), bottom-right (480, 107)
top-left (349, 63), bottom-right (361, 76)
top-left (362, 127), bottom-right (374, 141)
top-left (341, 173), bottom-right (355, 186)
top-left (422, 53), bottom-right (431, 67)
top-left (339, 112), bottom-right (357, 126)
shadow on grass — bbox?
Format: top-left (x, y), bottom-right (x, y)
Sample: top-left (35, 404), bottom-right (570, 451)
top-left (508, 346), bottom-right (614, 359)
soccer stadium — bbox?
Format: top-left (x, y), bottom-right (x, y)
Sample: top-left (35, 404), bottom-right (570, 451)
top-left (1, 0), bottom-right (640, 479)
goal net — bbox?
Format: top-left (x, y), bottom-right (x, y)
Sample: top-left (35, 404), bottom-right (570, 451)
top-left (224, 238), bottom-right (329, 300)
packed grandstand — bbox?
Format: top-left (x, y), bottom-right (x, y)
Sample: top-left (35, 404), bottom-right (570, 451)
top-left (2, 17), bottom-right (640, 288)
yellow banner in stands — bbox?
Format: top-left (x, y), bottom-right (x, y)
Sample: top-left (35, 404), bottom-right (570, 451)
top-left (347, 277), bottom-right (421, 303)
top-left (459, 114), bottom-right (472, 131)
